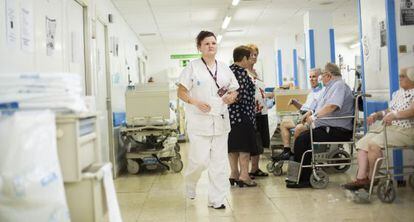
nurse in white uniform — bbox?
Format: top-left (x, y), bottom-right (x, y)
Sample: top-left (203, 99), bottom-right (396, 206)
top-left (177, 31), bottom-right (239, 209)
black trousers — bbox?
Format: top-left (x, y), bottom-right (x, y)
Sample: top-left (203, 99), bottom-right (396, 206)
top-left (293, 127), bottom-right (353, 182)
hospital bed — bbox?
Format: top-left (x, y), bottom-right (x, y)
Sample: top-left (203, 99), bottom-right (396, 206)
top-left (120, 83), bottom-right (183, 174)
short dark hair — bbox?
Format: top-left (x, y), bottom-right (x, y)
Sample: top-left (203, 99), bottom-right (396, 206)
top-left (196, 31), bottom-right (216, 47)
top-left (233, 46), bottom-right (251, 62)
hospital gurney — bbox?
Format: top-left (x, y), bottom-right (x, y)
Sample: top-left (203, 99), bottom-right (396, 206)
top-left (121, 83), bottom-right (183, 174)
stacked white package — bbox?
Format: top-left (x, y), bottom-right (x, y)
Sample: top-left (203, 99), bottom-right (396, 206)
top-left (0, 73), bottom-right (87, 112)
top-left (0, 110), bottom-right (71, 222)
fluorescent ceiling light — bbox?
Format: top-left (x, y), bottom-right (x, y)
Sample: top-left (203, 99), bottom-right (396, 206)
top-left (232, 0), bottom-right (240, 6)
top-left (217, 35), bottom-right (223, 43)
top-left (221, 16), bottom-right (232, 29)
top-left (350, 42), bottom-right (361, 49)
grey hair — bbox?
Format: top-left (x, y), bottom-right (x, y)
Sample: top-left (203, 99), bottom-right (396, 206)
top-left (324, 62), bottom-right (341, 76)
top-left (402, 66), bottom-right (414, 82)
top-left (310, 68), bottom-right (322, 76)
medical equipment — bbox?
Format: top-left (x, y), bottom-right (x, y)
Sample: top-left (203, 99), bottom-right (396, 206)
top-left (121, 83), bottom-right (183, 174)
top-left (56, 113), bottom-right (100, 182)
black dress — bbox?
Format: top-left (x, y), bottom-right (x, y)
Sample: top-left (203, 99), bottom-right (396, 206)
top-left (228, 64), bottom-right (258, 155)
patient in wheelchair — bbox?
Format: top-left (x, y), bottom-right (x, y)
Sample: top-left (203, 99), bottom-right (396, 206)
top-left (277, 68), bottom-right (324, 160)
top-left (343, 67), bottom-right (414, 190)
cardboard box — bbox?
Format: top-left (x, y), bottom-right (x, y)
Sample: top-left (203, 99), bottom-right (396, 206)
top-left (274, 89), bottom-right (310, 112)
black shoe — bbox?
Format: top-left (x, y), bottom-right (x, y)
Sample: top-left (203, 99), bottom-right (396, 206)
top-left (249, 169), bottom-right (269, 177)
top-left (286, 181), bottom-right (311, 189)
top-left (229, 178), bottom-right (238, 186)
top-left (209, 204), bottom-right (226, 209)
top-left (278, 150), bottom-right (293, 161)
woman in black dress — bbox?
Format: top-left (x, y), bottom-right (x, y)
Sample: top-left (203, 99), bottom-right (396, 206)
top-left (228, 46), bottom-right (258, 187)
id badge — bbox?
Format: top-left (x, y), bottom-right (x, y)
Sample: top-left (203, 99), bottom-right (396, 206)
top-left (217, 86), bottom-right (228, 97)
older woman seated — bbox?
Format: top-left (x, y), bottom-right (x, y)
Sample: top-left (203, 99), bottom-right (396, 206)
top-left (343, 67), bottom-right (414, 190)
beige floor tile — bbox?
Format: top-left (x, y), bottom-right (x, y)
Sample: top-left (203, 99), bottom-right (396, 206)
top-left (233, 212), bottom-right (287, 222)
top-left (114, 142), bottom-right (414, 222)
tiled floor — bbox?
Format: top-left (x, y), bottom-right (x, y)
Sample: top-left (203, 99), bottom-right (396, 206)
top-left (115, 143), bottom-right (414, 222)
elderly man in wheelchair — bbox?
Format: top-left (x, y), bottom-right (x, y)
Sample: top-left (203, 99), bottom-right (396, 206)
top-left (285, 62), bottom-right (355, 188)
top-left (343, 67), bottom-right (414, 191)
top-left (276, 68), bottom-right (324, 161)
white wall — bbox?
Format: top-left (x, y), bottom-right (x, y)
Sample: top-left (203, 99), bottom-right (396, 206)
top-left (0, 0), bottom-right (147, 176)
top-left (94, 0), bottom-right (147, 112)
top-left (274, 34), bottom-right (296, 85)
top-left (146, 39), bottom-right (277, 89)
top-left (395, 0), bottom-right (414, 71)
top-left (360, 0), bottom-right (390, 100)
top-left (336, 43), bottom-right (360, 89)
top-left (304, 10), bottom-right (333, 72)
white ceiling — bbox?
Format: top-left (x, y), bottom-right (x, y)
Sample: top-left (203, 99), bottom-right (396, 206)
top-left (112, 0), bottom-right (359, 52)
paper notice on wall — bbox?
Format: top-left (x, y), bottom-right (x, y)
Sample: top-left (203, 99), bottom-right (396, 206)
top-left (401, 0), bottom-right (414, 26)
top-left (45, 16), bottom-right (56, 56)
top-left (20, 0), bottom-right (34, 52)
top-left (5, 0), bottom-right (17, 47)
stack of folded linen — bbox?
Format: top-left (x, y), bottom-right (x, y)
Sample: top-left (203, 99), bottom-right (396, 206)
top-left (0, 73), bottom-right (87, 112)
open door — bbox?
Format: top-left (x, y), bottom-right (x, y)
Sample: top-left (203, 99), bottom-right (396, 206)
top-left (95, 19), bottom-right (113, 168)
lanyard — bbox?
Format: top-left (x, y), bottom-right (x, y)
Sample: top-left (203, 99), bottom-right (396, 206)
top-left (201, 58), bottom-right (220, 89)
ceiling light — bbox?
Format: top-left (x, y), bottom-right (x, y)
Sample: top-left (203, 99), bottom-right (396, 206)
top-left (221, 16), bottom-right (232, 29)
top-left (349, 42), bottom-right (360, 49)
top-left (217, 35), bottom-right (223, 43)
top-left (139, 33), bottom-right (157, 36)
top-left (232, 0), bottom-right (240, 6)
top-left (319, 1), bottom-right (334, 5)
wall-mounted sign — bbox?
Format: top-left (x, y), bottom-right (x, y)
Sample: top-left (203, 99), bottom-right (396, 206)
top-left (401, 0), bottom-right (414, 26)
top-left (170, 54), bottom-right (201, 59)
top-left (45, 16), bottom-right (56, 56)
top-left (380, 21), bottom-right (386, 47)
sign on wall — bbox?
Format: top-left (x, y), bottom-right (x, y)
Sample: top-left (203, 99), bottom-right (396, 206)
top-left (401, 0), bottom-right (414, 25)
top-left (45, 16), bottom-right (56, 56)
top-left (5, 0), bottom-right (17, 47)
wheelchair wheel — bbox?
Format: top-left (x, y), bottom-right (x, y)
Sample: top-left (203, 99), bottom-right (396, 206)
top-left (175, 152), bottom-right (181, 160)
top-left (127, 159), bottom-right (140, 174)
top-left (310, 169), bottom-right (329, 189)
top-left (170, 158), bottom-right (183, 173)
top-left (174, 144), bottom-right (180, 152)
top-left (327, 149), bottom-right (351, 173)
top-left (377, 180), bottom-right (396, 203)
top-left (266, 162), bottom-right (275, 173)
top-left (409, 175), bottom-right (414, 189)
top-left (273, 166), bottom-right (283, 176)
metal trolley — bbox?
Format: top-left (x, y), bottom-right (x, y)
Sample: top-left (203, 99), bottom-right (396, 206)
top-left (121, 122), bottom-right (183, 174)
top-left (121, 82), bottom-right (183, 174)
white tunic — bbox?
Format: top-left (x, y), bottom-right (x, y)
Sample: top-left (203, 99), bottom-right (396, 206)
top-left (179, 58), bottom-right (239, 136)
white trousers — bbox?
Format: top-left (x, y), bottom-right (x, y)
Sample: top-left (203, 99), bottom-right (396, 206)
top-left (185, 133), bottom-right (230, 207)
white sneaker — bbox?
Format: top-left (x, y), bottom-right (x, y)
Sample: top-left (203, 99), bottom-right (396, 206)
top-left (208, 203), bottom-right (226, 209)
top-left (186, 189), bottom-right (196, 200)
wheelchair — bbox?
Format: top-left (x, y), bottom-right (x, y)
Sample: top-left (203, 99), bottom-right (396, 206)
top-left (353, 125), bottom-right (414, 203)
top-left (286, 93), bottom-right (369, 188)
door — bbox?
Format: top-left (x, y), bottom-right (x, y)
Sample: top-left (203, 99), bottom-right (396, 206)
top-left (95, 19), bottom-right (112, 163)
top-left (67, 0), bottom-right (86, 94)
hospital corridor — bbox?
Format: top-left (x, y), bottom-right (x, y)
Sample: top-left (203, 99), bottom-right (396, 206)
top-left (1, 0), bottom-right (414, 222)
